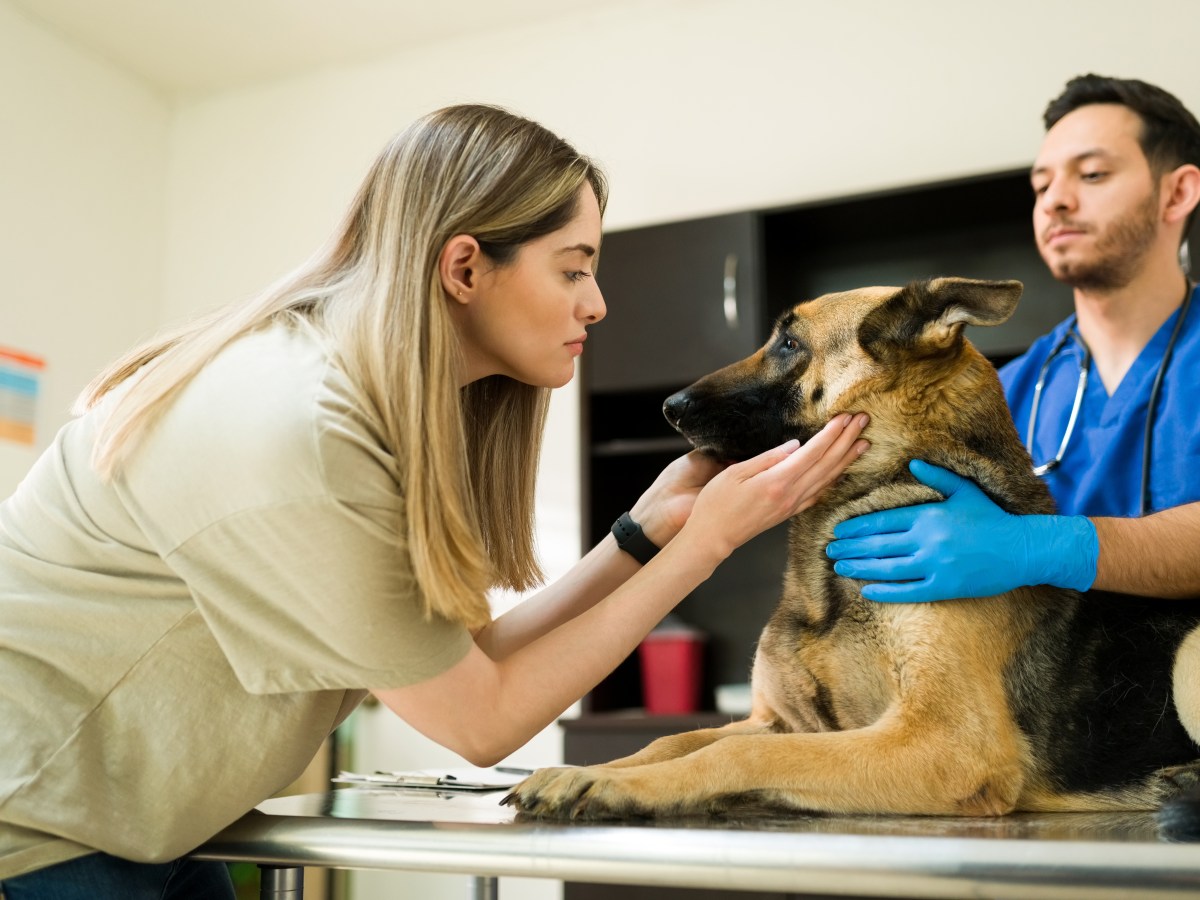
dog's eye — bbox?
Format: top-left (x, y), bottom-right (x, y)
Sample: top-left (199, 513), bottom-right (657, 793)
top-left (773, 333), bottom-right (808, 362)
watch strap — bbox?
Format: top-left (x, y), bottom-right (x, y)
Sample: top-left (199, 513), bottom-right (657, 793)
top-left (611, 512), bottom-right (660, 565)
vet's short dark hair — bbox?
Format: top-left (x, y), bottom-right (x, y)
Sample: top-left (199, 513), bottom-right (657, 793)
top-left (1044, 74), bottom-right (1200, 176)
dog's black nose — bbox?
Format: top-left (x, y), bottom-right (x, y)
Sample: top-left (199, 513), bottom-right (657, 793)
top-left (663, 391), bottom-right (690, 429)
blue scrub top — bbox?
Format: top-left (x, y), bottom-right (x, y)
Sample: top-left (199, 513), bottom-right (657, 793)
top-left (999, 285), bottom-right (1200, 518)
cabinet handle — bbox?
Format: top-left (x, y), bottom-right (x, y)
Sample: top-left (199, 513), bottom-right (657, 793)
top-left (723, 253), bottom-right (739, 329)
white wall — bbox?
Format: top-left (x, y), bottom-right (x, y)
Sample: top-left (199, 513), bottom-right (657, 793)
top-left (0, 0), bottom-right (169, 496)
top-left (5, 0), bottom-right (1199, 897)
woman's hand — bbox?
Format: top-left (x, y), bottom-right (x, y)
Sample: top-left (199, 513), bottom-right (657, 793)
top-left (679, 413), bottom-right (869, 564)
top-left (629, 451), bottom-right (726, 548)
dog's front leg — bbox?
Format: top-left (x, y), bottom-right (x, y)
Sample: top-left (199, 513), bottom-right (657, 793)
top-left (506, 715), bottom-right (1023, 820)
top-left (601, 716), bottom-right (778, 769)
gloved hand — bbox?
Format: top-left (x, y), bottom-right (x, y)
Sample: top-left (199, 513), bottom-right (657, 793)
top-left (825, 460), bottom-right (1098, 602)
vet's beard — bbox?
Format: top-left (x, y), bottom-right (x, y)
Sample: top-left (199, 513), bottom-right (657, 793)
top-left (1041, 191), bottom-right (1159, 292)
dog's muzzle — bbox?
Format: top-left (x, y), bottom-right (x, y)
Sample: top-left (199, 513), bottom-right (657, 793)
top-left (662, 390), bottom-right (690, 431)
top-left (663, 385), bottom-right (794, 462)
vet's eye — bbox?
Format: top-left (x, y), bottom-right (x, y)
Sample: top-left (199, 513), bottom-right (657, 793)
top-left (1081, 170), bottom-right (1108, 183)
top-left (566, 270), bottom-right (592, 283)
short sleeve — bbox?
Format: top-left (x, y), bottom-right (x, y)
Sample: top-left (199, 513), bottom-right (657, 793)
top-left (166, 495), bottom-right (472, 693)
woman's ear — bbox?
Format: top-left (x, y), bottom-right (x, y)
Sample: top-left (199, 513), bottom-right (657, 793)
top-left (439, 234), bottom-right (482, 304)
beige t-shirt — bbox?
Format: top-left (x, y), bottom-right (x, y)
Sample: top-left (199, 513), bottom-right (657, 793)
top-left (0, 322), bottom-right (473, 879)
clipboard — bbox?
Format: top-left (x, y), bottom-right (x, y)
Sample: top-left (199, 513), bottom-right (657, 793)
top-left (333, 765), bottom-right (533, 792)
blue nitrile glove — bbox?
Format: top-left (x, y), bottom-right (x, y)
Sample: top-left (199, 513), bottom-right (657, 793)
top-left (825, 460), bottom-right (1099, 603)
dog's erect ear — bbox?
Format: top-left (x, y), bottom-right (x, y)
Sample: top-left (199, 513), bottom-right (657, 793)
top-left (858, 277), bottom-right (1023, 359)
top-left (925, 276), bottom-right (1023, 328)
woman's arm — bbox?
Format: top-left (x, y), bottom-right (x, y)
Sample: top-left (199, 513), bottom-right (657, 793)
top-left (470, 534), bottom-right (639, 661)
top-left (374, 414), bottom-right (868, 765)
top-left (471, 448), bottom-right (722, 661)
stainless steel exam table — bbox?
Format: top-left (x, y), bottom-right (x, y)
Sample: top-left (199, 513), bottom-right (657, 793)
top-left (193, 786), bottom-right (1200, 899)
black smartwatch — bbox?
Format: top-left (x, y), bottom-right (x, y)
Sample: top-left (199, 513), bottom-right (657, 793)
top-left (611, 512), bottom-right (661, 565)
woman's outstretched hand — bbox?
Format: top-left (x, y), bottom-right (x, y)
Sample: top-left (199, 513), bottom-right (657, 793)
top-left (629, 450), bottom-right (726, 548)
top-left (678, 413), bottom-right (869, 563)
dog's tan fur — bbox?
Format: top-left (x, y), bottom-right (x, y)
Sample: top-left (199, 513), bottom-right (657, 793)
top-left (505, 277), bottom-right (1200, 821)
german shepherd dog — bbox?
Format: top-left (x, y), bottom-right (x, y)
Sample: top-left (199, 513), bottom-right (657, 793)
top-left (505, 277), bottom-right (1200, 826)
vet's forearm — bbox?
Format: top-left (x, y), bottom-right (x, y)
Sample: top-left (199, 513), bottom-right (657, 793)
top-left (472, 535), bottom-right (641, 660)
top-left (1091, 501), bottom-right (1200, 599)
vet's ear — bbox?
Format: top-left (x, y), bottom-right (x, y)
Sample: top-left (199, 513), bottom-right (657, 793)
top-left (859, 277), bottom-right (1023, 359)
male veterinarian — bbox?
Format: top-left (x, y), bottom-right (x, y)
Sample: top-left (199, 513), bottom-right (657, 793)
top-left (826, 74), bottom-right (1200, 603)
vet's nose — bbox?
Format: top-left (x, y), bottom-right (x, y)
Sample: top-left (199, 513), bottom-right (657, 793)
top-left (663, 391), bottom-right (691, 429)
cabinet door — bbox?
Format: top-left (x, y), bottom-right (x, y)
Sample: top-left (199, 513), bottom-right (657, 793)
top-left (588, 212), bottom-right (762, 393)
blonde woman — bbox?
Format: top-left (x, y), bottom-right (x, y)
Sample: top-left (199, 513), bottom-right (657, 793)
top-left (0, 104), bottom-right (868, 899)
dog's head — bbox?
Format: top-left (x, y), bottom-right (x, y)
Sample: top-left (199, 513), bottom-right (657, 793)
top-left (663, 276), bottom-right (1022, 461)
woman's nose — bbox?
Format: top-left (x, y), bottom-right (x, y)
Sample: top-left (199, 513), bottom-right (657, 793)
top-left (583, 282), bottom-right (606, 324)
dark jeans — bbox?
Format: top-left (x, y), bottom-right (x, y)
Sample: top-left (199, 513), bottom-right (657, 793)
top-left (0, 852), bottom-right (234, 900)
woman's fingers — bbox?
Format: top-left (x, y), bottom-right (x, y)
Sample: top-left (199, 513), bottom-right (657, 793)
top-left (732, 438), bottom-right (802, 479)
top-left (802, 413), bottom-right (869, 473)
top-left (696, 413), bottom-right (870, 546)
top-left (770, 413), bottom-right (868, 481)
top-left (729, 413), bottom-right (861, 480)
top-left (777, 413), bottom-right (869, 514)
top-left (630, 449), bottom-right (729, 546)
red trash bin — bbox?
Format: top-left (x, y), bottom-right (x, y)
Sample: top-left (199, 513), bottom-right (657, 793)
top-left (638, 621), bottom-right (706, 714)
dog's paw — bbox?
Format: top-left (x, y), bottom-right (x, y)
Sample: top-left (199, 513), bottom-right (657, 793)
top-left (501, 766), bottom-right (651, 820)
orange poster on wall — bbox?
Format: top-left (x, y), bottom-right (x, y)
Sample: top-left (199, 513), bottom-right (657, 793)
top-left (0, 346), bottom-right (46, 446)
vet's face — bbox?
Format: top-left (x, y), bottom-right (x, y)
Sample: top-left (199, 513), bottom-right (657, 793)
top-left (1031, 104), bottom-right (1163, 291)
top-left (663, 287), bottom-right (892, 461)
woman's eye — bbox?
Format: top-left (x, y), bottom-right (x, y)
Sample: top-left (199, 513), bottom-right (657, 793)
top-left (566, 271), bottom-right (591, 283)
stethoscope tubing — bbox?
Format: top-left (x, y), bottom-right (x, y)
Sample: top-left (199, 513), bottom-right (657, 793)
top-left (1024, 283), bottom-right (1194, 518)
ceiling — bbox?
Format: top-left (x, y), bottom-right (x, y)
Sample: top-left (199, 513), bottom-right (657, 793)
top-left (9, 0), bottom-right (609, 97)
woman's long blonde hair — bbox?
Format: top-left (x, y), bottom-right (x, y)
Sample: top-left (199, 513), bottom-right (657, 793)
top-left (76, 104), bottom-right (608, 629)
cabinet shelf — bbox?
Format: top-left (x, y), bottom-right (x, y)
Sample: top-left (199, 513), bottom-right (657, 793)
top-left (562, 711), bottom-right (735, 733)
top-left (591, 437), bottom-right (693, 457)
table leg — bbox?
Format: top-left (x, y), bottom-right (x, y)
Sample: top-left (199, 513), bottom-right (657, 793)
top-left (258, 864), bottom-right (304, 899)
top-left (472, 875), bottom-right (498, 900)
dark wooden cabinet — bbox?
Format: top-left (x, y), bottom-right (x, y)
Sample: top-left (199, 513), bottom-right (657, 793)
top-left (758, 168), bottom-right (1075, 362)
top-left (590, 211), bottom-right (763, 393)
top-left (583, 212), bottom-right (782, 715)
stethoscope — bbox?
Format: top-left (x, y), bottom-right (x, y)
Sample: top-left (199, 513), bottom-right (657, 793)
top-left (1025, 282), bottom-right (1194, 517)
